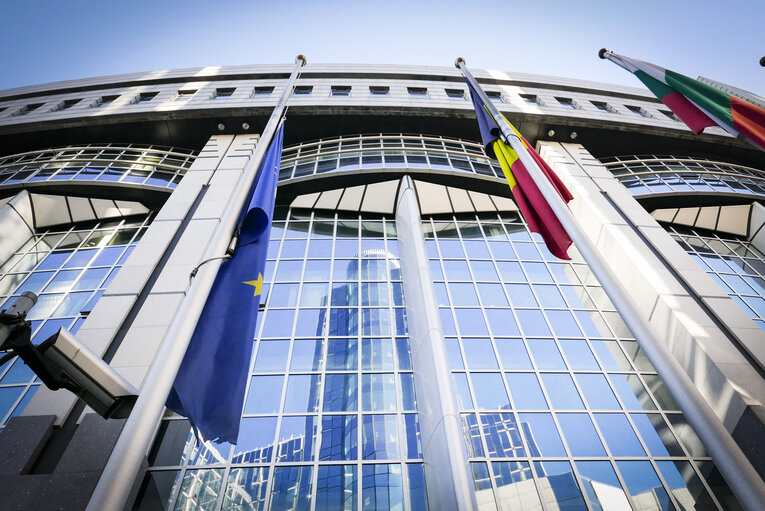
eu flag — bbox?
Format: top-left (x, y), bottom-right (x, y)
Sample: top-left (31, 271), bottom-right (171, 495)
top-left (167, 123), bottom-right (285, 444)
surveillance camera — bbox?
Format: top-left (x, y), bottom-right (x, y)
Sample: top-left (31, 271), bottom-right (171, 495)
top-left (38, 328), bottom-right (138, 419)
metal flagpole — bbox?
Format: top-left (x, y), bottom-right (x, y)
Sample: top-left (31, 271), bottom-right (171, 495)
top-left (456, 57), bottom-right (765, 511)
top-left (86, 55), bottom-right (306, 511)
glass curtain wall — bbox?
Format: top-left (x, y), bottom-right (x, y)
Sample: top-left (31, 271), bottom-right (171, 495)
top-left (0, 214), bottom-right (154, 430)
top-left (666, 225), bottom-right (765, 333)
top-left (425, 212), bottom-right (742, 511)
top-left (137, 209), bottom-right (426, 511)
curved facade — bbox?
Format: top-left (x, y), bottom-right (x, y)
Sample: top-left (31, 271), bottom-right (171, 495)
top-left (0, 63), bottom-right (764, 511)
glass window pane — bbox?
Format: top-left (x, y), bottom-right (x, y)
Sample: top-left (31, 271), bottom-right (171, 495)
top-left (362, 464), bottom-right (402, 511)
top-left (575, 373), bottom-right (620, 409)
top-left (361, 337), bottom-right (394, 370)
top-left (481, 412), bottom-right (525, 457)
top-left (518, 413), bottom-right (566, 456)
top-left (461, 413), bottom-right (484, 457)
top-left (233, 417), bottom-right (276, 463)
top-left (477, 283), bottom-right (509, 307)
top-left (276, 416), bottom-right (316, 462)
top-left (270, 466), bottom-right (312, 511)
top-left (491, 339), bottom-right (530, 371)
top-left (324, 374), bottom-right (358, 411)
top-left (244, 376), bottom-right (283, 414)
top-left (455, 308), bottom-right (489, 335)
top-left (575, 461), bottom-right (631, 511)
top-left (453, 373), bottom-right (474, 409)
top-left (462, 337), bottom-right (498, 370)
top-left (558, 339), bottom-right (599, 370)
top-left (135, 471), bottom-right (181, 511)
top-left (283, 375), bottom-right (320, 412)
top-left (516, 309), bottom-right (551, 337)
top-left (485, 309), bottom-right (520, 336)
top-left (362, 414), bottom-right (400, 460)
top-left (545, 310), bottom-right (582, 336)
top-left (320, 415), bottom-right (358, 461)
top-left (470, 462), bottom-right (496, 509)
top-left (557, 413), bottom-right (607, 456)
top-left (616, 461), bottom-right (673, 511)
top-left (491, 461), bottom-right (541, 511)
top-left (609, 374), bottom-right (657, 410)
top-left (290, 339), bottom-right (323, 371)
top-left (253, 340), bottom-right (290, 372)
top-left (505, 284), bottom-right (537, 307)
top-left (223, 467), bottom-right (269, 511)
top-left (631, 414), bottom-right (684, 456)
top-left (541, 373), bottom-right (584, 409)
top-left (656, 461), bottom-right (717, 511)
top-left (594, 413), bottom-right (645, 456)
top-left (506, 373), bottom-right (548, 409)
top-left (527, 339), bottom-right (566, 370)
top-left (471, 373), bottom-right (511, 410)
top-left (327, 339), bottom-right (358, 370)
top-left (695, 461), bottom-right (742, 511)
top-left (407, 464), bottom-right (428, 511)
top-left (316, 465), bottom-right (357, 511)
top-left (174, 469), bottom-right (223, 511)
top-left (533, 461), bottom-right (586, 511)
top-left (362, 373), bottom-right (396, 411)
top-left (449, 282), bottom-right (479, 306)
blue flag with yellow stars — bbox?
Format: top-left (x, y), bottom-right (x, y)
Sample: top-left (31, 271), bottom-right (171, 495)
top-left (167, 123), bottom-right (285, 444)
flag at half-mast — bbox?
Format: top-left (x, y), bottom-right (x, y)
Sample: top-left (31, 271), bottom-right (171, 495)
top-left (465, 81), bottom-right (573, 259)
top-left (167, 123), bottom-right (285, 444)
top-left (602, 50), bottom-right (765, 151)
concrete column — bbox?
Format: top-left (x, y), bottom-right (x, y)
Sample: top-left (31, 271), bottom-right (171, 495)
top-left (395, 176), bottom-right (477, 511)
top-left (537, 141), bottom-right (765, 476)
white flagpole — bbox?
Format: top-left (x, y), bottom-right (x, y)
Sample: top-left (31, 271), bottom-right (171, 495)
top-left (456, 57), bottom-right (765, 511)
top-left (86, 55), bottom-right (306, 511)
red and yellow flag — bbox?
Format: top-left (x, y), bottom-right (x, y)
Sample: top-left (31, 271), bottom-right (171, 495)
top-left (466, 81), bottom-right (573, 259)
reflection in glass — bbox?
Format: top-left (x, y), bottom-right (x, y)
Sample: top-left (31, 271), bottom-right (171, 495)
top-left (575, 461), bottom-right (630, 511)
top-left (471, 373), bottom-right (511, 410)
top-left (174, 469), bottom-right (223, 511)
top-left (362, 464), bottom-right (403, 511)
top-left (234, 417), bottom-right (276, 463)
top-left (244, 376), bottom-right (283, 414)
top-left (222, 467), bottom-right (269, 511)
top-left (481, 413), bottom-right (525, 458)
top-left (518, 413), bottom-right (566, 456)
top-left (534, 461), bottom-right (586, 510)
top-left (276, 416), bottom-right (316, 462)
top-left (270, 465), bottom-right (312, 511)
top-left (323, 374), bottom-right (358, 412)
top-left (492, 461), bottom-right (542, 511)
top-left (316, 465), bottom-right (356, 511)
top-left (283, 375), bottom-right (320, 412)
top-left (135, 470), bottom-right (181, 511)
top-left (362, 414), bottom-right (400, 460)
top-left (407, 464), bottom-right (428, 511)
top-left (471, 462), bottom-right (497, 510)
top-left (362, 373), bottom-right (396, 411)
top-left (656, 461), bottom-right (717, 511)
top-left (616, 461), bottom-right (673, 511)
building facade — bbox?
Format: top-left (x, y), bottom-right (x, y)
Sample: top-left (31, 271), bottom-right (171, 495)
top-left (0, 62), bottom-right (763, 511)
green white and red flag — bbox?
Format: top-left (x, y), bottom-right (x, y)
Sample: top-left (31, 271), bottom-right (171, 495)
top-left (602, 50), bottom-right (765, 151)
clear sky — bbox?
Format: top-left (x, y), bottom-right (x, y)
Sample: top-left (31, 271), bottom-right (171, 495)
top-left (1, 0), bottom-right (763, 96)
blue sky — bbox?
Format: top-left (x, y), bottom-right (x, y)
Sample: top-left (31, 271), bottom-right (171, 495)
top-left (1, 0), bottom-right (763, 95)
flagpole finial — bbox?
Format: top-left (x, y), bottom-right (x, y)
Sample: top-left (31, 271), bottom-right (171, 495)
top-left (760, 56), bottom-right (765, 67)
top-left (295, 55), bottom-right (307, 66)
top-left (598, 48), bottom-right (611, 59)
top-left (455, 57), bottom-right (466, 68)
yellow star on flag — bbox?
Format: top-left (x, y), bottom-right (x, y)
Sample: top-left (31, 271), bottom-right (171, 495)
top-left (243, 273), bottom-right (264, 296)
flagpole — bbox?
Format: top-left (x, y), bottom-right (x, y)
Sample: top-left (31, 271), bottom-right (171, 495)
top-left (86, 55), bottom-right (306, 511)
top-left (456, 58), bottom-right (765, 510)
